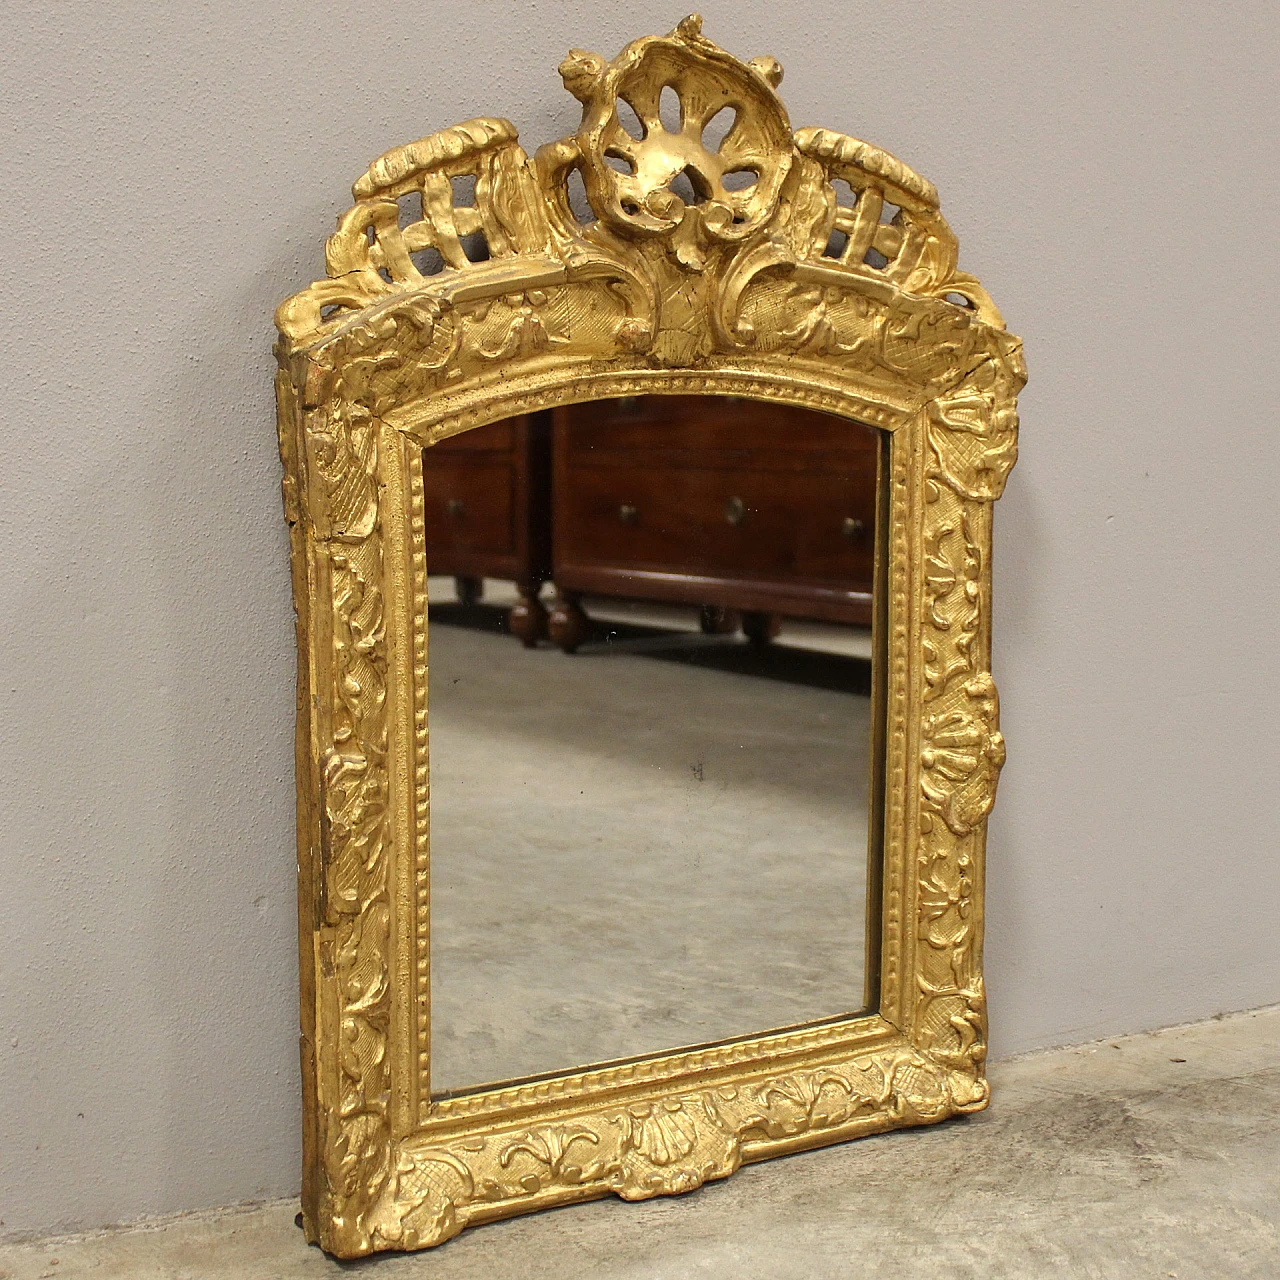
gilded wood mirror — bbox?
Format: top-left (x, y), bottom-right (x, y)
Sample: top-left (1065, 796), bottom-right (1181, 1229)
top-left (274, 14), bottom-right (1022, 1258)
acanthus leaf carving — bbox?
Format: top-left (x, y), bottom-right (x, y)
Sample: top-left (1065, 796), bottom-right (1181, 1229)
top-left (463, 289), bottom-right (570, 361)
top-left (921, 498), bottom-right (982, 700)
top-left (926, 340), bottom-right (1025, 502)
top-left (499, 1124), bottom-right (605, 1188)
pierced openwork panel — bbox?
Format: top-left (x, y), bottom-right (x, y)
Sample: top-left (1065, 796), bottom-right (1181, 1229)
top-left (275, 13), bottom-right (1022, 1257)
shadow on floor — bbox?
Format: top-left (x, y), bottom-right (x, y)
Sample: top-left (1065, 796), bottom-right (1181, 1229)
top-left (427, 602), bottom-right (873, 697)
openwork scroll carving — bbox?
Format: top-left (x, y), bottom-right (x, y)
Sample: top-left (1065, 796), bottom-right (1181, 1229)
top-left (275, 14), bottom-right (1022, 1257)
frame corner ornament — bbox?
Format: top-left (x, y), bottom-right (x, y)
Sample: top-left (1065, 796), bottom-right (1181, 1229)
top-left (275, 14), bottom-right (1022, 1257)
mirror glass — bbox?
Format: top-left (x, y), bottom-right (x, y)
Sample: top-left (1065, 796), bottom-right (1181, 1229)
top-left (425, 396), bottom-right (885, 1096)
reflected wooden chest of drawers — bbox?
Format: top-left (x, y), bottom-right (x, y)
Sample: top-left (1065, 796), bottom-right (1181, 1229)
top-left (547, 396), bottom-right (881, 652)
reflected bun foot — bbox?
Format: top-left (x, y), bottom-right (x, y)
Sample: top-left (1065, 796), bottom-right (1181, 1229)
top-left (508, 591), bottom-right (549, 648)
top-left (742, 610), bottom-right (781, 646)
top-left (549, 593), bottom-right (590, 653)
top-left (699, 605), bottom-right (740, 635)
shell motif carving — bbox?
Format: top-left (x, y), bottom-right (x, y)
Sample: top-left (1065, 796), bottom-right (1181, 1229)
top-left (562, 14), bottom-right (793, 269)
top-left (921, 673), bottom-right (1006, 838)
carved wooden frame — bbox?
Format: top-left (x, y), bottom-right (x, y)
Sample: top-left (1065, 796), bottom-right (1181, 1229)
top-left (274, 15), bottom-right (1023, 1258)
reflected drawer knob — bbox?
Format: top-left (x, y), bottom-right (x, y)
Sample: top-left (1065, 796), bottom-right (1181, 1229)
top-left (446, 498), bottom-right (466, 519)
top-left (725, 496), bottom-right (746, 527)
top-left (842, 516), bottom-right (866, 540)
top-left (618, 503), bottom-right (638, 524)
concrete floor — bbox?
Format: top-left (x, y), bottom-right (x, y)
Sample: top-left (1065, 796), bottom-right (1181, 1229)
top-left (427, 585), bottom-right (874, 1094)
top-left (3, 1005), bottom-right (1276, 1279)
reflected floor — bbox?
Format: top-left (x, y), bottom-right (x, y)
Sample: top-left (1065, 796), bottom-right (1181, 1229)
top-left (429, 582), bottom-right (873, 1097)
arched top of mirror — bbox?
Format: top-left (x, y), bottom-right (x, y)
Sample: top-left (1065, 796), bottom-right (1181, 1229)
top-left (276, 13), bottom-right (1022, 487)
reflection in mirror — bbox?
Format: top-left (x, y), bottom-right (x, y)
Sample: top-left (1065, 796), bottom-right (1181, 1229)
top-left (425, 396), bottom-right (885, 1096)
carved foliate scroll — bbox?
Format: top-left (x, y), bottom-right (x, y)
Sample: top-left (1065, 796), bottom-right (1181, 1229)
top-left (276, 13), bottom-right (1022, 1256)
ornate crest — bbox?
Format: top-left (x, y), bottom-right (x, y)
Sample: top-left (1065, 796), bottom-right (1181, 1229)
top-left (275, 14), bottom-right (1023, 1257)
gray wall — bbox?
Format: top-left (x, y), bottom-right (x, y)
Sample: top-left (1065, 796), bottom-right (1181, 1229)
top-left (2, 0), bottom-right (1276, 1237)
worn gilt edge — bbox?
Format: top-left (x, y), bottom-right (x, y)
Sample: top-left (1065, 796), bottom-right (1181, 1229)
top-left (275, 354), bottom-right (324, 1240)
top-left (275, 14), bottom-right (1023, 1259)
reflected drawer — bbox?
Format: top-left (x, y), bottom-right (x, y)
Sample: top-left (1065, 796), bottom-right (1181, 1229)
top-left (556, 463), bottom-right (876, 587)
top-left (422, 460), bottom-right (515, 556)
